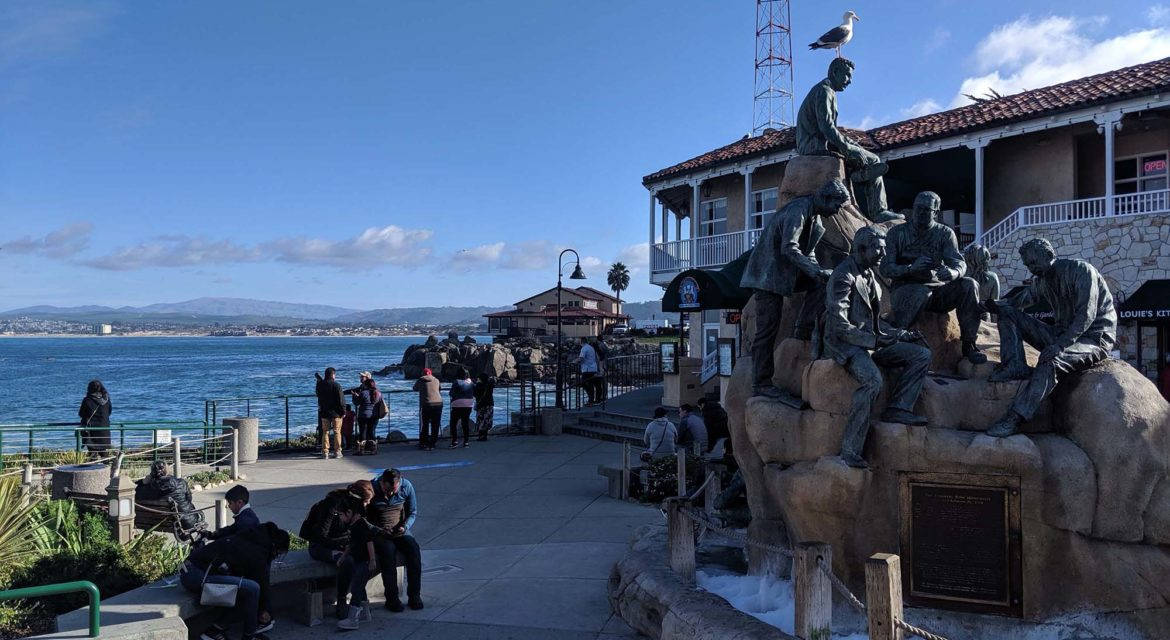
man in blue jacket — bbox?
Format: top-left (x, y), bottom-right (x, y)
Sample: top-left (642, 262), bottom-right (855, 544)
top-left (372, 468), bottom-right (423, 611)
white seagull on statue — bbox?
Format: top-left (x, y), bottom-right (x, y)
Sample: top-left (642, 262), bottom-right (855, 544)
top-left (808, 10), bottom-right (859, 58)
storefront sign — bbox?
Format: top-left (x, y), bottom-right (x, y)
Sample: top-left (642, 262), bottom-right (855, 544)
top-left (718, 338), bottom-right (736, 376)
top-left (1144, 159), bottom-right (1167, 175)
top-left (1120, 309), bottom-right (1170, 320)
top-left (678, 276), bottom-right (700, 309)
top-left (725, 311), bottom-right (741, 325)
top-left (660, 342), bottom-right (678, 374)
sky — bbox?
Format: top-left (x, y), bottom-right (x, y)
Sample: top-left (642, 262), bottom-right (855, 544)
top-left (2, 0), bottom-right (1168, 310)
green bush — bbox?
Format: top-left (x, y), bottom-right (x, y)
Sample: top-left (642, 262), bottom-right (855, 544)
top-left (185, 470), bottom-right (230, 486)
top-left (638, 453), bottom-right (706, 504)
top-left (259, 433), bottom-right (318, 452)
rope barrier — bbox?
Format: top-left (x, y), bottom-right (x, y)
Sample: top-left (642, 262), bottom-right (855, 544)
top-left (677, 503), bottom-right (952, 640)
top-left (816, 556), bottom-right (866, 613)
top-left (895, 618), bottom-right (952, 640)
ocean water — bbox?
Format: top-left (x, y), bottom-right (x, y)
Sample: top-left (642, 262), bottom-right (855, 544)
top-left (0, 336), bottom-right (512, 452)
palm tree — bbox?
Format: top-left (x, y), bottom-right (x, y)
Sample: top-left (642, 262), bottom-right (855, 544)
top-left (607, 262), bottom-right (630, 316)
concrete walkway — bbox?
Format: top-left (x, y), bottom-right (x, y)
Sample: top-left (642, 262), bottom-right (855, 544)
top-left (192, 434), bottom-right (654, 639)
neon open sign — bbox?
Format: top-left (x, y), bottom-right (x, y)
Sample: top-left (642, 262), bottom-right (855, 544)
top-left (1144, 159), bottom-right (1167, 174)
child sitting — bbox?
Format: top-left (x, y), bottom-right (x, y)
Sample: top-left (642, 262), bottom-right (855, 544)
top-left (341, 405), bottom-right (356, 451)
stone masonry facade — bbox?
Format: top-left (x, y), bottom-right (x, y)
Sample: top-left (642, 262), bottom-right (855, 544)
top-left (988, 211), bottom-right (1170, 379)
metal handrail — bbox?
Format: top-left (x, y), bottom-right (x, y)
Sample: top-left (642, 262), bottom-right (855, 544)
top-left (0, 419), bottom-right (205, 429)
top-left (0, 580), bottom-right (100, 637)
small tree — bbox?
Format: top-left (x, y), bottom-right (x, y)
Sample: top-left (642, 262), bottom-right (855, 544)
top-left (607, 262), bottom-right (630, 315)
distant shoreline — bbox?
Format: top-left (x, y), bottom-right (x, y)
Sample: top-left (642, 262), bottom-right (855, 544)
top-left (0, 333), bottom-right (440, 339)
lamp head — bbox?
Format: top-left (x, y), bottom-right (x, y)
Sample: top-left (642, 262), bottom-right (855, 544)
top-left (570, 265), bottom-right (587, 280)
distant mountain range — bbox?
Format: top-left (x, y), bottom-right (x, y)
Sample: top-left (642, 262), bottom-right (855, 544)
top-left (0, 296), bottom-right (666, 328)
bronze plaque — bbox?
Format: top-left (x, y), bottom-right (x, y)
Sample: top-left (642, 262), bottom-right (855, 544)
top-left (900, 472), bottom-right (1022, 617)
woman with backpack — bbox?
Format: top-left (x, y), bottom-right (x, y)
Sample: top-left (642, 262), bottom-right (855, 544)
top-left (79, 379), bottom-right (112, 455)
top-left (473, 373), bottom-right (495, 441)
top-left (351, 373), bottom-right (386, 455)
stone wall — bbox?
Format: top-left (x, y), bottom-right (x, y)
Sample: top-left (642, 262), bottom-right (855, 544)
top-left (989, 212), bottom-right (1170, 374)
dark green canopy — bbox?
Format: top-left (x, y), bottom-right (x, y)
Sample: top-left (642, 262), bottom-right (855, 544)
top-left (662, 251), bottom-right (752, 312)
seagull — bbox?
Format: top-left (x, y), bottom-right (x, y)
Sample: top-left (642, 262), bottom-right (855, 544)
top-left (808, 11), bottom-right (859, 58)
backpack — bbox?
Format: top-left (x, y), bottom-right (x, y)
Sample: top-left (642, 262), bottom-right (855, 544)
top-left (298, 497), bottom-right (334, 541)
top-left (376, 391), bottom-right (389, 419)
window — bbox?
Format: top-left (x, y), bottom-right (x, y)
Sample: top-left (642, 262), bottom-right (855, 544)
top-left (750, 188), bottom-right (778, 229)
top-left (699, 198), bottom-right (727, 236)
top-left (1115, 153), bottom-right (1168, 194)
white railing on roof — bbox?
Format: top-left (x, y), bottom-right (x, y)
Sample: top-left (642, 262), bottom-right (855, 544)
top-left (974, 189), bottom-right (1170, 250)
top-left (650, 229), bottom-right (763, 278)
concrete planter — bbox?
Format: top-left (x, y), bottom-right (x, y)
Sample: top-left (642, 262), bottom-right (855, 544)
top-left (221, 417), bottom-right (259, 464)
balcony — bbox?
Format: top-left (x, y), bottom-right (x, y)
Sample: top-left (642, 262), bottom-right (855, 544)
top-left (650, 229), bottom-right (762, 285)
top-left (976, 189), bottom-right (1170, 250)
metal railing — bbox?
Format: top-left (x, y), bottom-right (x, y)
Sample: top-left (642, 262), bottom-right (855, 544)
top-left (0, 581), bottom-right (100, 637)
top-left (975, 188), bottom-right (1170, 249)
top-left (650, 229), bottom-right (761, 276)
top-left (0, 421), bottom-right (213, 471)
top-left (601, 352), bottom-right (663, 408)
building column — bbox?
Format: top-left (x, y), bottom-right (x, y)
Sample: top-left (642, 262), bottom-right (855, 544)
top-left (649, 191), bottom-right (657, 248)
top-left (691, 180), bottom-right (702, 237)
top-left (966, 139), bottom-right (989, 243)
top-left (741, 167), bottom-right (753, 245)
top-left (1096, 112), bottom-right (1123, 216)
top-left (662, 204), bottom-right (669, 244)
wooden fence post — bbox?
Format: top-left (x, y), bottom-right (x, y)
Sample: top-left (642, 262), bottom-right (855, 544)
top-left (676, 449), bottom-right (686, 497)
top-left (172, 437), bottom-right (182, 479)
top-left (215, 499), bottom-right (228, 531)
top-left (666, 497), bottom-right (696, 585)
top-left (794, 542), bottom-right (833, 640)
top-left (865, 553), bottom-right (904, 640)
top-left (620, 442), bottom-right (630, 500)
top-left (703, 467), bottom-right (722, 514)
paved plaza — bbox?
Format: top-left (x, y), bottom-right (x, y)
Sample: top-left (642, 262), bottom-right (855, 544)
top-left (192, 434), bottom-right (654, 639)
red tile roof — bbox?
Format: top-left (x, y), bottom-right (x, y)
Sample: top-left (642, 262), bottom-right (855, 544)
top-left (483, 307), bottom-right (627, 319)
top-left (644, 57), bottom-right (1170, 185)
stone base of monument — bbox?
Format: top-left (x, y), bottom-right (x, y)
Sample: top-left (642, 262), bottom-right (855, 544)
top-left (728, 325), bottom-right (1170, 623)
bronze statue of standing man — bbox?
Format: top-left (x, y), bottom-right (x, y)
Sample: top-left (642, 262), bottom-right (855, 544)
top-left (741, 179), bottom-right (850, 403)
top-left (795, 58), bottom-right (902, 223)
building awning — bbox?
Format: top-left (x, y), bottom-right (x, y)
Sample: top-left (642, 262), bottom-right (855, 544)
top-left (1118, 279), bottom-right (1170, 321)
top-left (661, 251), bottom-right (752, 312)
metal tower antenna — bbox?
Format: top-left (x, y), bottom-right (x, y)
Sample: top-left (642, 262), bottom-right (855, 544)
top-left (753, 0), bottom-right (795, 135)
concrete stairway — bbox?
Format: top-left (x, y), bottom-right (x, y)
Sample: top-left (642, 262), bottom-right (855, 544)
top-left (565, 409), bottom-right (672, 446)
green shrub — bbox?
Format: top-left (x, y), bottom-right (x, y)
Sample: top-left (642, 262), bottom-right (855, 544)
top-left (259, 433), bottom-right (318, 452)
top-left (185, 470), bottom-right (230, 486)
top-left (638, 453), bottom-right (705, 504)
top-left (289, 533), bottom-right (309, 550)
top-left (0, 476), bottom-right (41, 570)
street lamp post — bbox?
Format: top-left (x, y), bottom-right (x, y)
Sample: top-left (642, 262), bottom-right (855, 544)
top-left (556, 249), bottom-right (587, 408)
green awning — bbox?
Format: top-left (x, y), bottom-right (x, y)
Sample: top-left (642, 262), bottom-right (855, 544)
top-left (661, 251), bottom-right (752, 312)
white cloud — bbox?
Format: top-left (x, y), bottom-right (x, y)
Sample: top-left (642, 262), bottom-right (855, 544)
top-left (0, 3), bottom-right (113, 67)
top-left (925, 27), bottom-right (951, 53)
top-left (81, 235), bottom-right (261, 271)
top-left (841, 115), bottom-right (879, 130)
top-left (452, 242), bottom-right (505, 267)
top-left (900, 99), bottom-right (942, 119)
top-left (1, 222), bottom-right (93, 258)
top-left (500, 242), bottom-right (553, 270)
top-left (80, 225), bottom-right (434, 271)
top-left (951, 15), bottom-right (1170, 107)
top-left (264, 225), bottom-right (433, 268)
top-left (1149, 4), bottom-right (1170, 25)
top-left (615, 243), bottom-right (649, 275)
top-left (581, 256), bottom-right (603, 271)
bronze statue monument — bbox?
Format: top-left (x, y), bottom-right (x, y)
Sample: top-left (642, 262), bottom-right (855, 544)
top-left (963, 243), bottom-right (1000, 321)
top-left (986, 237), bottom-right (1117, 437)
top-left (880, 191), bottom-right (988, 366)
top-left (824, 226), bottom-right (931, 469)
top-left (740, 179), bottom-right (850, 402)
top-left (795, 58), bottom-right (902, 223)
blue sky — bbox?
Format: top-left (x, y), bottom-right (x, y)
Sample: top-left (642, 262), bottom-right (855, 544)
top-left (2, 1), bottom-right (1168, 309)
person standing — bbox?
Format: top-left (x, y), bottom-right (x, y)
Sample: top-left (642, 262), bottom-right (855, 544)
top-left (448, 368), bottom-right (475, 449)
top-left (351, 374), bottom-right (383, 456)
top-left (413, 368), bottom-right (442, 451)
top-left (474, 373), bottom-right (495, 441)
top-left (696, 397), bottom-right (729, 454)
top-left (315, 368), bottom-right (346, 459)
top-left (576, 339), bottom-right (600, 404)
top-left (592, 338), bottom-right (609, 403)
top-left (676, 404), bottom-right (708, 454)
top-left (79, 380), bottom-right (112, 455)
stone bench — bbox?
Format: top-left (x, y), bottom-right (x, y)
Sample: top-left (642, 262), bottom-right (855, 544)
top-left (38, 550), bottom-right (405, 640)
